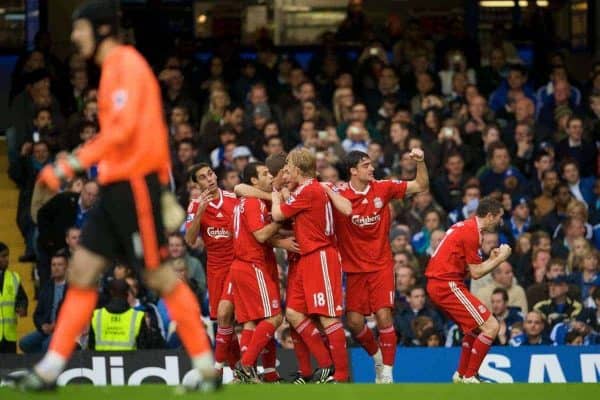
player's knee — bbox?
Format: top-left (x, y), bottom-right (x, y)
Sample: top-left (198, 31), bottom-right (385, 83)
top-left (144, 264), bottom-right (178, 294)
top-left (375, 308), bottom-right (393, 328)
top-left (285, 307), bottom-right (304, 326)
top-left (269, 313), bottom-right (283, 327)
top-left (482, 316), bottom-right (500, 338)
top-left (345, 312), bottom-right (364, 334)
top-left (68, 247), bottom-right (107, 287)
top-left (216, 300), bottom-right (234, 326)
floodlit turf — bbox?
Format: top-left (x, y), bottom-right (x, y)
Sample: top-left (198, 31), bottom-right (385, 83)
top-left (0, 383), bottom-right (596, 400)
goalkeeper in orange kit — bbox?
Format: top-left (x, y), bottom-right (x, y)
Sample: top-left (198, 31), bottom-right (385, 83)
top-left (4, 0), bottom-right (217, 392)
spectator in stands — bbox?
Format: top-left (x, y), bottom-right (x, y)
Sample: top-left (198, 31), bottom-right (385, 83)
top-left (448, 186), bottom-right (480, 224)
top-left (478, 142), bottom-right (526, 196)
top-left (19, 251), bottom-right (68, 353)
top-left (411, 209), bottom-right (444, 256)
top-left (551, 216), bottom-right (587, 260)
top-left (394, 265), bottom-right (416, 307)
top-left (172, 139), bottom-right (199, 190)
top-left (167, 233), bottom-right (206, 299)
top-left (537, 80), bottom-right (583, 133)
top-left (88, 279), bottom-right (156, 351)
top-left (559, 158), bottom-right (596, 207)
top-left (36, 180), bottom-right (98, 286)
top-left (509, 310), bottom-right (552, 346)
top-left (533, 169), bottom-right (559, 219)
top-left (477, 47), bottom-right (508, 97)
top-left (219, 168), bottom-right (241, 192)
top-left (64, 227), bottom-right (81, 256)
top-left (159, 67), bottom-right (198, 124)
top-left (395, 286), bottom-right (444, 346)
top-left (555, 116), bottom-right (597, 177)
top-left (488, 64), bottom-right (536, 114)
top-left (499, 196), bottom-right (532, 247)
top-left (9, 140), bottom-right (53, 262)
top-left (533, 274), bottom-right (583, 329)
top-left (431, 152), bottom-right (471, 213)
top-left (476, 261), bottom-right (528, 313)
top-left (0, 243), bottom-right (28, 353)
top-left (491, 287), bottom-right (524, 345)
top-left (570, 248), bottom-right (600, 303)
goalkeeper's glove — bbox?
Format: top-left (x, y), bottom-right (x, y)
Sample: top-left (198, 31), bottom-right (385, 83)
top-left (37, 154), bottom-right (83, 192)
top-left (161, 190), bottom-right (186, 233)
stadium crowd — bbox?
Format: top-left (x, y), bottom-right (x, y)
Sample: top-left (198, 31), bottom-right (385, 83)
top-left (2, 1), bottom-right (600, 362)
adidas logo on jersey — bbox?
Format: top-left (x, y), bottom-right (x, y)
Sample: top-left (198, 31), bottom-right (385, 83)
top-left (216, 212), bottom-right (223, 218)
top-left (361, 198), bottom-right (368, 204)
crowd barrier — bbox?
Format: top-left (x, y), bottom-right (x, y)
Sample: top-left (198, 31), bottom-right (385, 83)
top-left (1, 346), bottom-right (599, 385)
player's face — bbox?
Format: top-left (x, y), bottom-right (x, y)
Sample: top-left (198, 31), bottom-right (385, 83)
top-left (353, 158), bottom-right (374, 183)
top-left (195, 167), bottom-right (218, 193)
top-left (286, 162), bottom-right (300, 183)
top-left (71, 19), bottom-right (96, 60)
top-left (484, 209), bottom-right (504, 231)
top-left (254, 165), bottom-right (273, 192)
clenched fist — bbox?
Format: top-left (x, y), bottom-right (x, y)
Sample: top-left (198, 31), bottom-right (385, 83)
top-left (409, 148), bottom-right (425, 162)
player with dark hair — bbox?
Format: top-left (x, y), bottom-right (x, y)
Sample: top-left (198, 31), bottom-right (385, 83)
top-left (185, 163), bottom-right (239, 377)
top-left (6, 0), bottom-right (216, 392)
top-left (426, 197), bottom-right (512, 383)
top-left (326, 149), bottom-right (428, 383)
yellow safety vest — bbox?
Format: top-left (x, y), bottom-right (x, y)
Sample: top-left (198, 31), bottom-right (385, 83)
top-left (0, 270), bottom-right (21, 342)
top-left (91, 308), bottom-right (144, 351)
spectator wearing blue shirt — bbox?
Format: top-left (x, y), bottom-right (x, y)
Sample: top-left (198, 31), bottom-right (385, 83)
top-left (499, 196), bottom-right (532, 247)
top-left (569, 248), bottom-right (600, 302)
top-left (555, 116), bottom-right (597, 178)
top-left (394, 286), bottom-right (444, 346)
top-left (509, 310), bottom-right (552, 346)
top-left (488, 64), bottom-right (536, 114)
top-left (477, 142), bottom-right (526, 196)
top-left (559, 158), bottom-right (596, 207)
top-left (491, 288), bottom-right (524, 345)
top-left (448, 186), bottom-right (480, 225)
top-left (536, 79), bottom-right (583, 133)
top-left (550, 308), bottom-right (600, 345)
top-left (535, 66), bottom-right (581, 111)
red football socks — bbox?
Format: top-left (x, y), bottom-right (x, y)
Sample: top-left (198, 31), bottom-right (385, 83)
top-left (262, 338), bottom-right (279, 382)
top-left (241, 321), bottom-right (276, 367)
top-left (325, 322), bottom-right (349, 382)
top-left (228, 331), bottom-right (241, 367)
top-left (464, 333), bottom-right (493, 378)
top-left (378, 325), bottom-right (397, 366)
top-left (240, 328), bottom-right (254, 355)
top-left (290, 328), bottom-right (313, 377)
top-left (296, 318), bottom-right (332, 368)
top-left (214, 326), bottom-right (233, 366)
top-left (457, 333), bottom-right (477, 376)
top-left (355, 325), bottom-right (378, 356)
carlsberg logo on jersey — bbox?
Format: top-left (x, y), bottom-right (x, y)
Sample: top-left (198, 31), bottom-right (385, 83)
top-left (206, 227), bottom-right (230, 239)
top-left (351, 214), bottom-right (381, 227)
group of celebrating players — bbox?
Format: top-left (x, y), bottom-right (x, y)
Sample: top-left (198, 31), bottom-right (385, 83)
top-left (185, 144), bottom-right (513, 385)
top-left (184, 147), bottom-right (428, 383)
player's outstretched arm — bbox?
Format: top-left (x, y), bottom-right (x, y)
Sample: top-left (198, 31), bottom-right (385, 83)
top-left (469, 244), bottom-right (512, 279)
top-left (233, 183), bottom-right (272, 201)
top-left (405, 148), bottom-right (429, 195)
top-left (321, 183), bottom-right (352, 216)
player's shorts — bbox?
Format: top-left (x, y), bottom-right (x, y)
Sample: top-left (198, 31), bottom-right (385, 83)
top-left (427, 279), bottom-right (491, 334)
top-left (207, 268), bottom-right (234, 320)
top-left (80, 173), bottom-right (167, 272)
top-left (230, 260), bottom-right (281, 323)
top-left (286, 246), bottom-right (343, 317)
top-left (345, 268), bottom-right (394, 315)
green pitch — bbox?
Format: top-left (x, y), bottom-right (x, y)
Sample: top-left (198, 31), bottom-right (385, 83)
top-left (0, 384), bottom-right (596, 400)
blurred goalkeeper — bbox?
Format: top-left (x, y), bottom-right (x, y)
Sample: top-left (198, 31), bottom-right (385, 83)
top-left (6, 0), bottom-right (217, 392)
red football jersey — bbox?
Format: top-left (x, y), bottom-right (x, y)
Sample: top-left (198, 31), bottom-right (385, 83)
top-left (233, 197), bottom-right (276, 267)
top-left (425, 217), bottom-right (482, 281)
top-left (279, 179), bottom-right (336, 255)
top-left (186, 189), bottom-right (237, 271)
top-left (333, 180), bottom-right (407, 273)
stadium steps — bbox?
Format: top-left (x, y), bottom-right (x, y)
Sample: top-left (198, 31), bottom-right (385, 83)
top-left (0, 138), bottom-right (36, 346)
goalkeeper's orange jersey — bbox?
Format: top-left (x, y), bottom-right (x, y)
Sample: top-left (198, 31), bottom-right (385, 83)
top-left (76, 45), bottom-right (170, 185)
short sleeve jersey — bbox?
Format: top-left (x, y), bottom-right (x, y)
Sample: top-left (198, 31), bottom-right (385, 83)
top-left (333, 180), bottom-right (407, 273)
top-left (233, 197), bottom-right (276, 267)
top-left (425, 217), bottom-right (482, 281)
top-left (279, 179), bottom-right (336, 255)
top-left (186, 189), bottom-right (237, 272)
